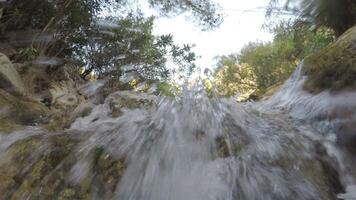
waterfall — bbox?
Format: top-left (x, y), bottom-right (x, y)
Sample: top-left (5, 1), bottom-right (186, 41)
top-left (0, 64), bottom-right (356, 199)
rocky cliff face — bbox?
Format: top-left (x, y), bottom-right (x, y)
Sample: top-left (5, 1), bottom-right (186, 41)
top-left (303, 26), bottom-right (356, 93)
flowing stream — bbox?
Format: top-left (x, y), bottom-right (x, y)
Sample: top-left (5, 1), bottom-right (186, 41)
top-left (1, 63), bottom-right (356, 199)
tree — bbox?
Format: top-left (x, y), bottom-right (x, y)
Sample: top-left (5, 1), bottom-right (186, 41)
top-left (268, 0), bottom-right (356, 36)
top-left (147, 0), bottom-right (223, 30)
top-left (214, 55), bottom-right (257, 100)
top-left (0, 0), bottom-right (222, 33)
top-left (0, 0), bottom-right (206, 82)
top-left (214, 21), bottom-right (334, 99)
top-left (74, 16), bottom-right (197, 80)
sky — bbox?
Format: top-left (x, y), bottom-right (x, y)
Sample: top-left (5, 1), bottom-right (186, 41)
top-left (152, 0), bottom-right (274, 73)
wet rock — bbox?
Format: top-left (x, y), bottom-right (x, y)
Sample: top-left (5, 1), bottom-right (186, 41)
top-left (19, 65), bottom-right (52, 101)
top-left (0, 89), bottom-right (51, 132)
top-left (338, 185), bottom-right (356, 200)
top-left (335, 120), bottom-right (356, 154)
top-left (106, 91), bottom-right (156, 117)
top-left (215, 136), bottom-right (230, 158)
top-left (78, 80), bottom-right (106, 104)
top-left (66, 102), bottom-right (96, 127)
top-left (300, 158), bottom-right (343, 200)
top-left (0, 134), bottom-right (126, 200)
top-left (50, 81), bottom-right (85, 110)
top-left (303, 25), bottom-right (356, 93)
top-left (0, 53), bottom-right (25, 95)
top-left (300, 143), bottom-right (345, 200)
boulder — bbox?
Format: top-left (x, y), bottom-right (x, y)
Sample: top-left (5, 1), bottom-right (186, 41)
top-left (50, 80), bottom-right (85, 110)
top-left (0, 89), bottom-right (51, 133)
top-left (106, 91), bottom-right (156, 117)
top-left (0, 53), bottom-right (25, 95)
top-left (0, 134), bottom-right (126, 200)
top-left (335, 120), bottom-right (356, 154)
top-left (78, 80), bottom-right (106, 104)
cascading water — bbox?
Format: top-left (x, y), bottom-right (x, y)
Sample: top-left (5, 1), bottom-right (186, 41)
top-left (1, 63), bottom-right (356, 200)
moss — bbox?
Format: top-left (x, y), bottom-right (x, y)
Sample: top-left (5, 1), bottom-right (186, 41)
top-left (0, 89), bottom-right (51, 131)
top-left (108, 97), bottom-right (141, 117)
top-left (157, 82), bottom-right (176, 97)
top-left (108, 92), bottom-right (155, 117)
top-left (42, 112), bottom-right (67, 131)
top-left (0, 135), bottom-right (83, 199)
top-left (0, 133), bottom-right (127, 199)
top-left (0, 137), bottom-right (44, 199)
top-left (11, 157), bottom-right (50, 199)
top-left (0, 119), bottom-right (22, 133)
top-left (58, 189), bottom-right (77, 200)
top-left (0, 164), bottom-right (17, 199)
top-left (8, 135), bottom-right (80, 200)
top-left (35, 147), bottom-right (126, 200)
top-left (8, 136), bottom-right (43, 161)
top-left (92, 146), bottom-right (126, 195)
top-left (300, 158), bottom-right (344, 200)
top-left (215, 136), bottom-right (230, 158)
top-left (262, 84), bottom-right (282, 99)
top-left (303, 26), bottom-right (356, 93)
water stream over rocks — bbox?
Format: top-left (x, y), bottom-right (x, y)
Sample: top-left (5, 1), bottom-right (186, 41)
top-left (0, 63), bottom-right (356, 200)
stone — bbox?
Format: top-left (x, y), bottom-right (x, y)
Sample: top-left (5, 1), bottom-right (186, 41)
top-left (0, 53), bottom-right (25, 95)
top-left (0, 89), bottom-right (51, 132)
top-left (106, 91), bottom-right (156, 117)
top-left (50, 80), bottom-right (85, 110)
top-left (0, 134), bottom-right (126, 200)
top-left (303, 26), bottom-right (356, 93)
top-left (335, 120), bottom-right (356, 154)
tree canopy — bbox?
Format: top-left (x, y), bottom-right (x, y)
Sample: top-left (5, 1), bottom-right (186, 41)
top-left (0, 0), bottom-right (219, 82)
top-left (268, 0), bottom-right (356, 36)
top-left (214, 21), bottom-right (334, 100)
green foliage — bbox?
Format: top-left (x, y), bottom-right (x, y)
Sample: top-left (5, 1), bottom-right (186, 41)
top-left (148, 0), bottom-right (223, 30)
top-left (214, 55), bottom-right (257, 100)
top-left (72, 15), bottom-right (197, 81)
top-left (239, 22), bottom-right (333, 90)
top-left (239, 41), bottom-right (293, 90)
top-left (17, 48), bottom-right (39, 61)
top-left (0, 0), bottom-right (222, 33)
top-left (156, 82), bottom-right (178, 97)
top-left (0, 0), bottom-right (209, 83)
top-left (214, 21), bottom-right (334, 99)
top-left (268, 0), bottom-right (356, 36)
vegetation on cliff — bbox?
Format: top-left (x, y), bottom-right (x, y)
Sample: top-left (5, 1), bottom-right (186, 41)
top-left (213, 21), bottom-right (334, 100)
top-left (303, 26), bottom-right (356, 93)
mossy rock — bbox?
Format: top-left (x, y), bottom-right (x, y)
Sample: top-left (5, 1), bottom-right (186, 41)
top-left (0, 53), bottom-right (26, 95)
top-left (300, 157), bottom-right (344, 200)
top-left (0, 119), bottom-right (22, 133)
top-left (0, 134), bottom-right (126, 200)
top-left (215, 136), bottom-right (230, 158)
top-left (0, 89), bottom-right (51, 132)
top-left (303, 26), bottom-right (356, 93)
top-left (0, 134), bottom-right (78, 199)
top-left (107, 91), bottom-right (156, 117)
